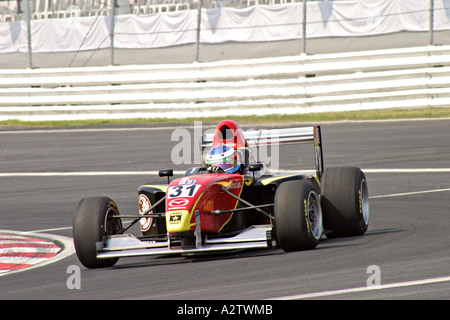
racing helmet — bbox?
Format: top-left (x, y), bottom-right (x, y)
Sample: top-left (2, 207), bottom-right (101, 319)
top-left (205, 145), bottom-right (239, 173)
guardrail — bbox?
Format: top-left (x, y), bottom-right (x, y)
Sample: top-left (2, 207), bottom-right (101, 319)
top-left (1, 44), bottom-right (450, 121)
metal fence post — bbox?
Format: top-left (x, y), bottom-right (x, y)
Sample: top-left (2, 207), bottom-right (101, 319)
top-left (25, 0), bottom-right (33, 68)
top-left (301, 0), bottom-right (307, 54)
top-left (429, 0), bottom-right (434, 45)
top-left (110, 0), bottom-right (116, 65)
top-left (195, 0), bottom-right (202, 62)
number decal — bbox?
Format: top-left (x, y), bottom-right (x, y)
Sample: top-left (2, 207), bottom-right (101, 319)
top-left (168, 185), bottom-right (201, 198)
top-left (185, 185), bottom-right (197, 196)
top-left (168, 186), bottom-right (183, 198)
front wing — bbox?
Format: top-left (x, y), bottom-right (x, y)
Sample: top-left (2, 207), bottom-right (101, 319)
top-left (96, 223), bottom-right (273, 260)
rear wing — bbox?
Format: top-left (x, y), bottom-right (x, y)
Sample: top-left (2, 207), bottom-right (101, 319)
top-left (201, 126), bottom-right (324, 178)
top-left (244, 127), bottom-right (318, 147)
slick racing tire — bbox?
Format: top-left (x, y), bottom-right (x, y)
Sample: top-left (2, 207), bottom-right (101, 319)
top-left (73, 197), bottom-right (122, 269)
top-left (274, 180), bottom-right (323, 251)
top-left (321, 167), bottom-right (369, 238)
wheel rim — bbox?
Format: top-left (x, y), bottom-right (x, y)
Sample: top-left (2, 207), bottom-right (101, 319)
top-left (360, 178), bottom-right (370, 225)
top-left (104, 205), bottom-right (122, 236)
top-left (307, 190), bottom-right (323, 240)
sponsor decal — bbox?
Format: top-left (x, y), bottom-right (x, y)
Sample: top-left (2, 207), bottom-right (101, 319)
top-left (219, 180), bottom-right (242, 191)
top-left (168, 198), bottom-right (189, 208)
top-left (227, 181), bottom-right (242, 190)
top-left (178, 178), bottom-right (196, 185)
top-left (169, 212), bottom-right (182, 224)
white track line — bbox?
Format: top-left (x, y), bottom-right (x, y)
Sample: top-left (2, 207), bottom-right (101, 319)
top-left (29, 227), bottom-right (73, 233)
top-left (270, 275), bottom-right (450, 300)
top-left (364, 168), bottom-right (450, 173)
top-left (1, 168), bottom-right (450, 177)
top-left (0, 126), bottom-right (194, 135)
top-left (371, 187), bottom-right (450, 199)
top-left (0, 171), bottom-right (186, 177)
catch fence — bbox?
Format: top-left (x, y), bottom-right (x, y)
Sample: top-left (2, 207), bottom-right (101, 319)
top-left (0, 0), bottom-right (449, 68)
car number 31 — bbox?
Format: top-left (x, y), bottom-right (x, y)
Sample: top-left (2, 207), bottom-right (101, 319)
top-left (168, 185), bottom-right (201, 198)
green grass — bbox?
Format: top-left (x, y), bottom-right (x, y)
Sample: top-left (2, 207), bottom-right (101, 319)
top-left (1, 107), bottom-right (449, 127)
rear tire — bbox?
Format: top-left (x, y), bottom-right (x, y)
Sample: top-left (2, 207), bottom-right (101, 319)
top-left (73, 197), bottom-right (122, 269)
top-left (274, 180), bottom-right (323, 251)
top-left (321, 167), bottom-right (369, 238)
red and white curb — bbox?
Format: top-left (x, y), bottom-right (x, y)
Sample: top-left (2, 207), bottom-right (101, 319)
top-left (0, 230), bottom-right (74, 276)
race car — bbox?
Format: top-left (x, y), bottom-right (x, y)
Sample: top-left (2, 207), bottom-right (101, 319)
top-left (73, 120), bottom-right (370, 269)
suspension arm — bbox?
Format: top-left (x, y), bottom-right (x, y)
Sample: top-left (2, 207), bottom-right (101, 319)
top-left (219, 187), bottom-right (274, 220)
top-left (119, 196), bottom-right (166, 234)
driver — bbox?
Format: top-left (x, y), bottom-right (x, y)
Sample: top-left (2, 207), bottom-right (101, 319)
top-left (205, 145), bottom-right (240, 173)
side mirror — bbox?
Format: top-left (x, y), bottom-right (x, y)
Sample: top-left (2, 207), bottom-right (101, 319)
top-left (248, 163), bottom-right (263, 172)
top-left (248, 163), bottom-right (263, 180)
top-left (159, 169), bottom-right (173, 183)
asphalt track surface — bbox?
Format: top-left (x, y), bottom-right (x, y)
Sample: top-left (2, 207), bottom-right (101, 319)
top-left (0, 118), bottom-right (450, 301)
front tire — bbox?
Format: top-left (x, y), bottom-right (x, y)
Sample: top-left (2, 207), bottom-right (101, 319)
top-left (73, 197), bottom-right (122, 269)
top-left (274, 180), bottom-right (323, 251)
top-left (321, 167), bottom-right (369, 238)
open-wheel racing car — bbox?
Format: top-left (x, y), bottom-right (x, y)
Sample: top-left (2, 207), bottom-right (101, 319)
top-left (73, 120), bottom-right (370, 269)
